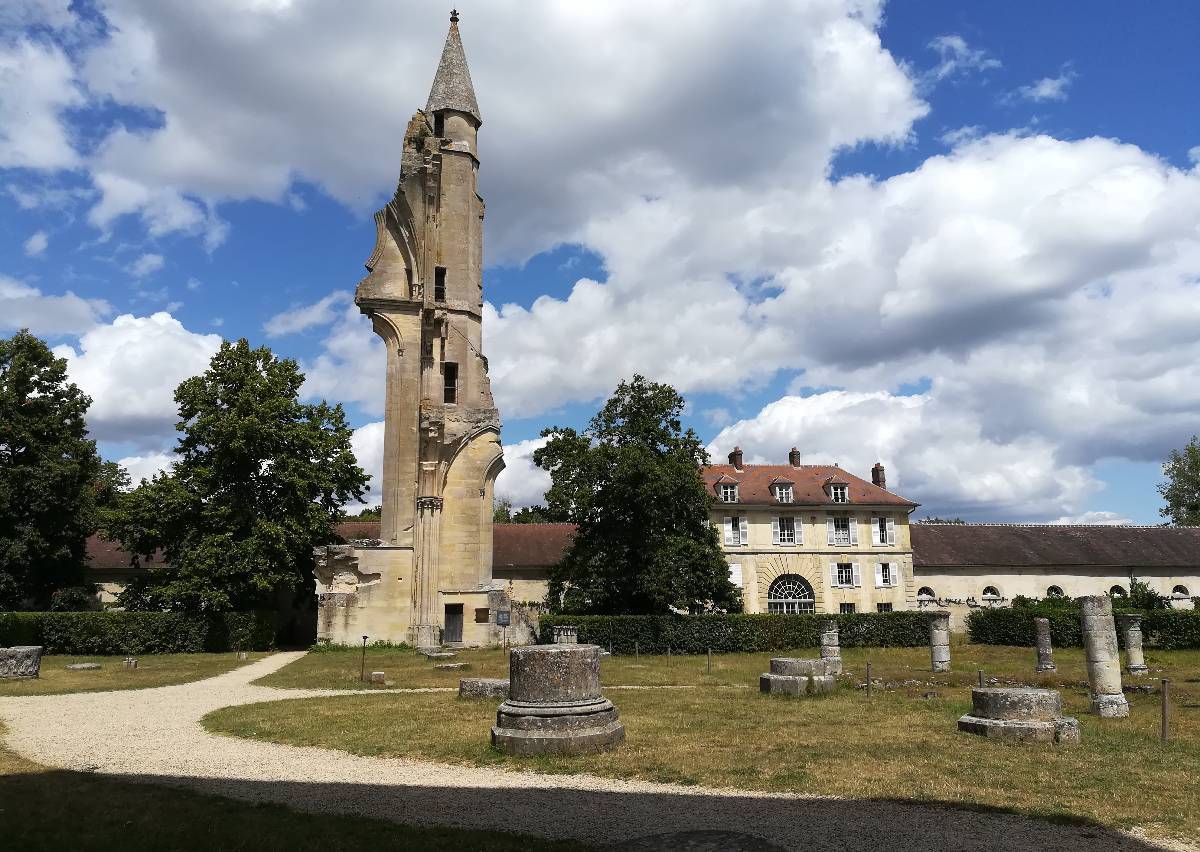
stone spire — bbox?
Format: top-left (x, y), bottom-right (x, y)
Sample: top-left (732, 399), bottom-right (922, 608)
top-left (426, 10), bottom-right (481, 125)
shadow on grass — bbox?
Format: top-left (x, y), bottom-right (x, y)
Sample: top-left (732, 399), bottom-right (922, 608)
top-left (10, 766), bottom-right (1177, 852)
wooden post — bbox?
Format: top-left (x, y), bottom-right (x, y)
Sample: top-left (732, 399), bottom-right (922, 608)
top-left (707, 647), bottom-right (712, 673)
top-left (359, 635), bottom-right (368, 683)
top-left (635, 641), bottom-right (639, 661)
top-left (667, 645), bottom-right (672, 666)
top-left (866, 661), bottom-right (873, 698)
top-left (977, 669), bottom-right (984, 688)
top-left (1161, 678), bottom-right (1170, 744)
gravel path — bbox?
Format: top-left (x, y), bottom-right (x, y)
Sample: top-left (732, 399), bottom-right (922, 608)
top-left (0, 652), bottom-right (1191, 852)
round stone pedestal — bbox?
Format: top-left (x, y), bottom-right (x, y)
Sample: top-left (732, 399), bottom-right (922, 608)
top-left (759, 657), bottom-right (836, 696)
top-left (491, 644), bottom-right (625, 756)
top-left (957, 687), bottom-right (1080, 744)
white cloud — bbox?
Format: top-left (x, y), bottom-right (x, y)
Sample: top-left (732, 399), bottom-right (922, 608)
top-left (925, 34), bottom-right (1001, 85)
top-left (117, 450), bottom-right (174, 485)
top-left (0, 0), bottom-right (75, 29)
top-left (56, 312), bottom-right (223, 445)
top-left (1015, 67), bottom-right (1076, 103)
top-left (1049, 511), bottom-right (1133, 526)
top-left (0, 38), bottom-right (82, 170)
top-left (128, 252), bottom-right (164, 278)
top-left (295, 302), bottom-right (385, 414)
top-left (495, 436), bottom-right (552, 510)
top-left (264, 291), bottom-right (352, 337)
top-left (23, 230), bottom-right (49, 257)
top-left (349, 419), bottom-right (384, 508)
top-left (0, 276), bottom-right (110, 335)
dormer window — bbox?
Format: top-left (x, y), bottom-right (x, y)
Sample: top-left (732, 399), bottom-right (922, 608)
top-left (774, 484), bottom-right (793, 503)
top-left (830, 484), bottom-right (848, 503)
top-left (720, 483), bottom-right (739, 503)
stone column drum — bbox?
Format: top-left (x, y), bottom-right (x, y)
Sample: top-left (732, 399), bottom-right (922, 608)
top-left (819, 619), bottom-right (842, 675)
top-left (1080, 595), bottom-right (1129, 717)
top-left (957, 687), bottom-right (1080, 744)
top-left (491, 643), bottom-right (625, 756)
top-left (553, 625), bottom-right (579, 645)
top-left (927, 611), bottom-right (951, 673)
top-left (1034, 617), bottom-right (1056, 673)
top-left (0, 646), bottom-right (42, 678)
top-left (1116, 613), bottom-right (1149, 676)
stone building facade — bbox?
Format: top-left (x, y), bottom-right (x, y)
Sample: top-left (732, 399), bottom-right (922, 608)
top-left (702, 449), bottom-right (920, 615)
top-left (314, 13), bottom-right (505, 647)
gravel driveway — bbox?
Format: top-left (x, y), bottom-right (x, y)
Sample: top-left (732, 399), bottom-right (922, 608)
top-left (0, 652), bottom-right (1191, 852)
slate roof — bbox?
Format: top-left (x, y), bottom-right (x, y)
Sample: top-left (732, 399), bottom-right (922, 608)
top-left (426, 14), bottom-right (481, 123)
top-left (911, 523), bottom-right (1200, 569)
top-left (701, 464), bottom-right (917, 508)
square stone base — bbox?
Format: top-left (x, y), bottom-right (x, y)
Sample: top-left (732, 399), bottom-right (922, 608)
top-left (1091, 692), bottom-right (1130, 718)
top-left (491, 720), bottom-right (625, 756)
top-left (957, 714), bottom-right (1080, 744)
top-left (759, 673), bottom-right (836, 697)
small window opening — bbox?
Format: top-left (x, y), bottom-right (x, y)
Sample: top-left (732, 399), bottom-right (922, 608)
top-left (434, 266), bottom-right (447, 301)
top-left (840, 602), bottom-right (856, 614)
top-left (876, 602), bottom-right (893, 613)
top-left (1046, 585), bottom-right (1064, 598)
top-left (830, 484), bottom-right (848, 503)
top-left (433, 113), bottom-right (445, 137)
top-left (1109, 584), bottom-right (1127, 598)
top-left (443, 362), bottom-right (458, 404)
top-left (982, 585), bottom-right (1001, 599)
top-left (719, 483), bottom-right (738, 503)
top-left (836, 563), bottom-right (854, 587)
top-left (474, 607), bottom-right (490, 624)
top-left (917, 586), bottom-right (936, 600)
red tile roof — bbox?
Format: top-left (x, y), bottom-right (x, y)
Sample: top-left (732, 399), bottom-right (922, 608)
top-left (493, 523), bottom-right (575, 568)
top-left (911, 523), bottom-right (1200, 568)
top-left (702, 464), bottom-right (917, 508)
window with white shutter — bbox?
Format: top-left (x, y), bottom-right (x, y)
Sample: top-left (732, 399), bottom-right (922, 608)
top-left (777, 516), bottom-right (796, 545)
top-left (835, 562), bottom-right (854, 587)
top-left (871, 516), bottom-right (882, 546)
top-left (851, 562), bottom-right (862, 587)
top-left (739, 516), bottom-right (749, 546)
top-left (826, 517), bottom-right (836, 545)
top-left (890, 562), bottom-right (902, 587)
top-left (886, 516), bottom-right (896, 546)
top-left (728, 563), bottom-right (743, 588)
top-left (829, 562), bottom-right (839, 589)
top-left (875, 563), bottom-right (885, 588)
top-left (848, 516), bottom-right (859, 546)
top-left (723, 517), bottom-right (734, 546)
top-left (771, 517), bottom-right (780, 545)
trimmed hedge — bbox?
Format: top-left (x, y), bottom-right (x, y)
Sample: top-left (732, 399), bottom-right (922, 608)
top-left (0, 611), bottom-right (276, 655)
top-left (968, 606), bottom-right (1200, 649)
top-left (537, 612), bottom-right (929, 654)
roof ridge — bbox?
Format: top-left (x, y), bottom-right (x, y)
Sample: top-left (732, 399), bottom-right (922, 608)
top-left (918, 522), bottom-right (1188, 529)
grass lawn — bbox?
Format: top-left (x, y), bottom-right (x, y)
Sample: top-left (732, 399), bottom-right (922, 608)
top-left (215, 644), bottom-right (1200, 844)
top-left (0, 653), bottom-right (272, 696)
top-left (0, 722), bottom-right (590, 851)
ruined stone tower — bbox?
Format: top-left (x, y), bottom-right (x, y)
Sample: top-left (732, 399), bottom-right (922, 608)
top-left (315, 11), bottom-right (504, 648)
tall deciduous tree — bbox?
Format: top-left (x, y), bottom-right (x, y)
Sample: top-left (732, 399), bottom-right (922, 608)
top-left (112, 340), bottom-right (368, 611)
top-left (535, 375), bottom-right (739, 615)
top-left (0, 330), bottom-right (102, 609)
top-left (1160, 436), bottom-right (1200, 526)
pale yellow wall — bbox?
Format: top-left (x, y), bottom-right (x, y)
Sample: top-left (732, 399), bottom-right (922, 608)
top-left (317, 546), bottom-right (414, 645)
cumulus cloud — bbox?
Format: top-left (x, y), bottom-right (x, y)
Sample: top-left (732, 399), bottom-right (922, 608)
top-left (495, 437), bottom-right (553, 510)
top-left (1015, 66), bottom-right (1076, 102)
top-left (116, 449), bottom-right (174, 485)
top-left (0, 277), bottom-right (110, 335)
top-left (23, 230), bottom-right (48, 257)
top-left (295, 302), bottom-right (385, 415)
top-left (924, 34), bottom-right (1001, 85)
top-left (0, 37), bottom-right (82, 170)
top-left (128, 252), bottom-right (164, 277)
top-left (349, 419), bottom-right (384, 509)
top-left (56, 312), bottom-right (223, 445)
top-left (264, 291), bottom-right (352, 337)
top-left (1049, 511), bottom-right (1134, 526)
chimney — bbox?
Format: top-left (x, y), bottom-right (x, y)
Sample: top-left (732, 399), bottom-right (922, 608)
top-left (728, 447), bottom-right (743, 470)
top-left (788, 447), bottom-right (801, 468)
top-left (871, 462), bottom-right (886, 491)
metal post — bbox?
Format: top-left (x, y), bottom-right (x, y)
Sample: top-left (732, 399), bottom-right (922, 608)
top-left (360, 635), bottom-right (368, 683)
top-left (707, 647), bottom-right (712, 673)
top-left (1161, 679), bottom-right (1170, 744)
top-left (978, 669), bottom-right (984, 688)
top-left (866, 661), bottom-right (873, 698)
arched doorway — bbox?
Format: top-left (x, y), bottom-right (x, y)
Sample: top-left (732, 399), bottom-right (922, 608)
top-left (767, 574), bottom-right (815, 614)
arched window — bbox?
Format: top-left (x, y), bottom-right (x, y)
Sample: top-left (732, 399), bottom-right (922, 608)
top-left (982, 586), bottom-right (1001, 599)
top-left (1109, 585), bottom-right (1127, 598)
top-left (767, 574), bottom-right (815, 614)
top-left (1172, 585), bottom-right (1190, 598)
top-left (917, 586), bottom-right (936, 601)
top-left (1046, 585), bottom-right (1064, 598)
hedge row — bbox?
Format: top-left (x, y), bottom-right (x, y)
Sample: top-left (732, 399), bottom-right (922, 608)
top-left (537, 612), bottom-right (930, 654)
top-left (967, 607), bottom-right (1200, 649)
top-left (0, 611), bottom-right (277, 654)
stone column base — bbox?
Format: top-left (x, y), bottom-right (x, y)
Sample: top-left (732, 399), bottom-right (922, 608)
top-left (411, 623), bottom-right (440, 651)
top-left (1126, 665), bottom-right (1150, 676)
top-left (1091, 692), bottom-right (1130, 718)
top-left (491, 697), bottom-right (625, 756)
top-left (759, 673), bottom-right (836, 696)
top-left (1035, 662), bottom-right (1057, 672)
top-left (957, 715), bottom-right (1080, 744)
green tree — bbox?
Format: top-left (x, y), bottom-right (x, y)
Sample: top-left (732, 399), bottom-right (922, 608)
top-left (492, 495), bottom-right (513, 524)
top-left (111, 340), bottom-right (368, 611)
top-left (510, 505), bottom-right (564, 524)
top-left (1159, 436), bottom-right (1200, 526)
top-left (0, 330), bottom-right (102, 609)
top-left (535, 375), bottom-right (739, 615)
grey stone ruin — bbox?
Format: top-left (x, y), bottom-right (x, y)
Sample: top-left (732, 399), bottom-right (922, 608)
top-left (65, 662), bottom-right (101, 671)
top-left (0, 646), bottom-right (42, 678)
top-left (123, 657), bottom-right (138, 669)
top-left (553, 625), bottom-right (578, 644)
top-left (1116, 612), bottom-right (1150, 676)
top-left (819, 619), bottom-right (842, 675)
top-left (1080, 595), bottom-right (1130, 717)
top-left (927, 610), bottom-right (951, 673)
top-left (370, 671), bottom-right (386, 684)
top-left (1034, 617), bottom-right (1056, 672)
top-left (957, 687), bottom-right (1080, 744)
top-left (459, 677), bottom-right (509, 699)
top-left (759, 657), bottom-right (837, 696)
top-left (491, 642), bottom-right (624, 755)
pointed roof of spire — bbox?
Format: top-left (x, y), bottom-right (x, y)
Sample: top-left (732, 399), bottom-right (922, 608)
top-left (426, 10), bottom-right (481, 124)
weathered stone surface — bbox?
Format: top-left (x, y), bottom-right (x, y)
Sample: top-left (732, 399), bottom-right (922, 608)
top-left (926, 611), bottom-right (951, 672)
top-left (492, 644), bottom-right (624, 755)
top-left (370, 671), bottom-right (387, 684)
top-left (1079, 595), bottom-right (1129, 718)
top-left (65, 663), bottom-right (101, 671)
top-left (956, 715), bottom-right (1080, 744)
top-left (434, 662), bottom-right (469, 670)
top-left (971, 687), bottom-right (1061, 722)
top-left (0, 646), bottom-right (42, 678)
top-left (769, 657), bottom-right (831, 677)
top-left (421, 650), bottom-right (456, 660)
top-left (1034, 617), bottom-right (1056, 672)
top-left (553, 625), bottom-right (579, 645)
top-left (759, 672), bottom-right (836, 697)
top-left (819, 619), bottom-right (842, 676)
top-left (123, 658), bottom-right (138, 669)
top-left (1116, 613), bottom-right (1149, 675)
top-left (459, 677), bottom-right (509, 699)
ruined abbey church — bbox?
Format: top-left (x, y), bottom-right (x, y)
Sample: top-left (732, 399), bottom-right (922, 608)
top-left (314, 13), bottom-right (507, 648)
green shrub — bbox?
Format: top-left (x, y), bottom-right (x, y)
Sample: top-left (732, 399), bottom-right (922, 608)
top-left (0, 611), bottom-right (276, 654)
top-left (1143, 609), bottom-right (1200, 650)
top-left (969, 604), bottom-right (1200, 649)
top-left (537, 612), bottom-right (929, 653)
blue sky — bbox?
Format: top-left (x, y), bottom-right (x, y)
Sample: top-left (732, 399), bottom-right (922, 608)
top-left (2, 1), bottom-right (1198, 522)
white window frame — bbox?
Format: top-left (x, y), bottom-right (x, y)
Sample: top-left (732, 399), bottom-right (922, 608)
top-left (774, 484), bottom-right (793, 504)
top-left (874, 561), bottom-right (901, 588)
top-left (724, 516), bottom-right (749, 547)
top-left (830, 484), bottom-right (849, 503)
top-left (827, 514), bottom-right (857, 547)
top-left (830, 561), bottom-right (861, 589)
top-left (871, 515), bottom-right (897, 546)
top-left (773, 516), bottom-right (797, 546)
top-left (719, 483), bottom-right (739, 503)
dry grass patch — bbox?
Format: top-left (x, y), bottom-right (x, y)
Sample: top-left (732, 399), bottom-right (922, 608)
top-left (212, 647), bottom-right (1200, 844)
top-left (0, 652), bottom-right (271, 696)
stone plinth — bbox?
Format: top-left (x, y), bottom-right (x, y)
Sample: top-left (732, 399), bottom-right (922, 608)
top-left (759, 657), bottom-right (836, 696)
top-left (926, 611), bottom-right (951, 673)
top-left (370, 671), bottom-right (386, 684)
top-left (460, 677), bottom-right (509, 699)
top-left (553, 625), bottom-right (579, 644)
top-left (65, 662), bottom-right (100, 671)
top-left (819, 619), bottom-right (842, 675)
top-left (0, 646), bottom-right (42, 678)
top-left (1080, 596), bottom-right (1129, 717)
top-left (1034, 617), bottom-right (1056, 672)
top-left (491, 644), bottom-right (624, 756)
top-left (1116, 613), bottom-right (1149, 676)
top-left (957, 687), bottom-right (1080, 744)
